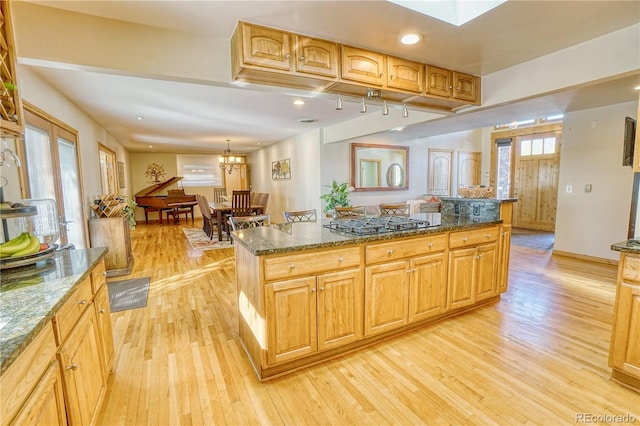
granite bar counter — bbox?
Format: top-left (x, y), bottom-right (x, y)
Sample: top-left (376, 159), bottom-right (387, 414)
top-left (0, 247), bottom-right (108, 374)
top-left (232, 212), bottom-right (503, 256)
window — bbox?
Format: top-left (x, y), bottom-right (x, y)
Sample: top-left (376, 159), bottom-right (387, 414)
top-left (520, 136), bottom-right (556, 156)
top-left (176, 154), bottom-right (223, 187)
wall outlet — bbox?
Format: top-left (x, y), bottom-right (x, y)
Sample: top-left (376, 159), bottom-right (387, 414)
top-left (566, 185), bottom-right (573, 193)
top-left (585, 184), bottom-right (592, 193)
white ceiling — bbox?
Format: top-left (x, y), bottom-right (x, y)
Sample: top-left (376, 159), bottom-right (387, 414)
top-left (13, 0), bottom-right (640, 154)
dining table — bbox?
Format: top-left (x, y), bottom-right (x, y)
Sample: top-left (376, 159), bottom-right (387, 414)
top-left (208, 201), bottom-right (264, 241)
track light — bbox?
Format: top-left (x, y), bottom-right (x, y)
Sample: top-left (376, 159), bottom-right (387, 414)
top-left (336, 94), bottom-right (343, 111)
top-left (382, 101), bottom-right (389, 116)
top-left (402, 104), bottom-right (409, 118)
top-left (360, 97), bottom-right (367, 113)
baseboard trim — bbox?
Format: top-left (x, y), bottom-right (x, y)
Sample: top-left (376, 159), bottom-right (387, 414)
top-left (552, 249), bottom-right (618, 266)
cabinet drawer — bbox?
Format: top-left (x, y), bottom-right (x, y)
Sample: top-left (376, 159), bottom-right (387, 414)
top-left (0, 323), bottom-right (57, 424)
top-left (366, 234), bottom-right (447, 265)
top-left (90, 260), bottom-right (107, 294)
top-left (622, 254), bottom-right (640, 283)
top-left (264, 247), bottom-right (361, 281)
top-left (53, 277), bottom-right (93, 345)
top-left (449, 226), bottom-right (499, 249)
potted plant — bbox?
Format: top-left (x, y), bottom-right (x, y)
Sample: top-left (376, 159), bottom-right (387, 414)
top-left (319, 180), bottom-right (351, 217)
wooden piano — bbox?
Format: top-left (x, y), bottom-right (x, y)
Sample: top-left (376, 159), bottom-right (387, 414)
top-left (135, 177), bottom-right (197, 224)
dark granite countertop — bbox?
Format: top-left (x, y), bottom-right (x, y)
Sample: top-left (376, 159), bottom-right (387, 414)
top-left (0, 247), bottom-right (108, 375)
top-left (438, 197), bottom-right (518, 203)
top-left (611, 240), bottom-right (640, 253)
top-left (232, 213), bottom-right (503, 256)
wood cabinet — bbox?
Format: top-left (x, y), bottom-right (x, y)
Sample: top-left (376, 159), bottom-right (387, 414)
top-left (364, 234), bottom-right (447, 336)
top-left (236, 219), bottom-right (510, 381)
top-left (89, 217), bottom-right (133, 277)
top-left (231, 22), bottom-right (338, 91)
top-left (448, 227), bottom-right (498, 309)
top-left (609, 252), bottom-right (640, 391)
top-left (294, 35), bottom-right (339, 78)
top-left (452, 71), bottom-right (479, 103)
top-left (426, 65), bottom-right (452, 98)
top-left (1, 259), bottom-right (114, 425)
top-left (58, 307), bottom-right (106, 425)
top-left (265, 268), bottom-right (362, 365)
top-left (0, 0), bottom-right (24, 137)
top-left (497, 225), bottom-right (512, 294)
top-left (387, 56), bottom-right (423, 93)
top-left (340, 45), bottom-right (386, 87)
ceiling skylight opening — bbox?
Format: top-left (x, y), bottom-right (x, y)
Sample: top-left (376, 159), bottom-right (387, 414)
top-left (388, 0), bottom-right (508, 26)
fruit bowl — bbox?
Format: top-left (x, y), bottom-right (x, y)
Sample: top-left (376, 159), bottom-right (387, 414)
top-left (0, 244), bottom-right (58, 269)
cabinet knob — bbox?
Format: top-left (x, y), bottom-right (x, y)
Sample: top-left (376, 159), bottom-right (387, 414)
top-left (99, 308), bottom-right (106, 314)
top-left (428, 243), bottom-right (433, 248)
top-left (390, 74), bottom-right (396, 80)
top-left (379, 72), bottom-right (384, 77)
top-left (319, 287), bottom-right (325, 291)
top-left (311, 287), bottom-right (316, 293)
top-left (66, 363), bottom-right (79, 371)
top-left (387, 249), bottom-right (394, 255)
top-left (462, 237), bottom-right (468, 242)
top-left (77, 299), bottom-right (87, 305)
top-left (289, 264), bottom-right (295, 269)
top-left (284, 53), bottom-right (290, 59)
top-left (299, 55), bottom-right (305, 61)
top-left (102, 272), bottom-right (107, 277)
top-left (337, 256), bottom-right (344, 263)
top-left (486, 234), bottom-right (492, 238)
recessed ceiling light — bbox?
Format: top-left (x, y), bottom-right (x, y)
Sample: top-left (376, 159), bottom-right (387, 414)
top-left (293, 100), bottom-right (305, 105)
top-left (137, 116), bottom-right (143, 120)
top-left (400, 33), bottom-right (422, 45)
top-left (298, 118), bottom-right (318, 123)
top-left (635, 85), bottom-right (640, 90)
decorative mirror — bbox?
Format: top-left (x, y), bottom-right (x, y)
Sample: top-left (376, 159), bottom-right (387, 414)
top-left (351, 143), bottom-right (409, 191)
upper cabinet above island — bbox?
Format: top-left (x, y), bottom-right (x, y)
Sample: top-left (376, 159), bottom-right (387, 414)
top-left (230, 21), bottom-right (481, 113)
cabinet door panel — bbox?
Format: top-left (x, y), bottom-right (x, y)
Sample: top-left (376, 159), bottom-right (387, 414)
top-left (426, 65), bottom-right (452, 98)
top-left (317, 269), bottom-right (362, 350)
top-left (447, 248), bottom-right (475, 309)
top-left (452, 71), bottom-right (478, 102)
top-left (94, 284), bottom-right (115, 375)
top-left (387, 57), bottom-right (423, 92)
top-left (266, 277), bottom-right (317, 365)
top-left (365, 261), bottom-right (409, 336)
top-left (475, 243), bottom-right (498, 301)
top-left (10, 360), bottom-right (66, 426)
top-left (341, 46), bottom-right (385, 86)
top-left (58, 308), bottom-right (106, 426)
top-left (295, 36), bottom-right (338, 77)
top-left (241, 23), bottom-right (291, 70)
top-left (409, 253), bottom-right (447, 322)
top-left (609, 282), bottom-right (640, 376)
top-left (498, 226), bottom-right (512, 294)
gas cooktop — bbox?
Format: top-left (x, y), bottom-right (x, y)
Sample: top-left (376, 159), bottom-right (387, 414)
top-left (324, 216), bottom-right (430, 235)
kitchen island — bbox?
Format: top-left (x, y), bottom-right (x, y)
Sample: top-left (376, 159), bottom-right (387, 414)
top-left (0, 248), bottom-right (114, 425)
top-left (233, 200), bottom-right (514, 380)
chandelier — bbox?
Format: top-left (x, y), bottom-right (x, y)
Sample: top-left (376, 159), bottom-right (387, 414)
top-left (218, 139), bottom-right (245, 174)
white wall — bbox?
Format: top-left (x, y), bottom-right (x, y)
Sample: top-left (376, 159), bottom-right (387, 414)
top-left (248, 129), bottom-right (322, 222)
top-left (555, 100), bottom-right (638, 261)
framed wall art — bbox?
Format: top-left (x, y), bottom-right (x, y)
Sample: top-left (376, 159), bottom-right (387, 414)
top-left (117, 161), bottom-right (125, 188)
top-left (272, 158), bottom-right (291, 180)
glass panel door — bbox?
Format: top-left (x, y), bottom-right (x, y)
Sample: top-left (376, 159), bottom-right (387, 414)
top-left (58, 138), bottom-right (85, 247)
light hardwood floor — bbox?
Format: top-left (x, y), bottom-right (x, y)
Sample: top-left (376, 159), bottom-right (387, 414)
top-left (97, 221), bottom-right (639, 425)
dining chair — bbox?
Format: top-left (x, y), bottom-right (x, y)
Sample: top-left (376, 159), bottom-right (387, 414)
top-left (212, 187), bottom-right (227, 205)
top-left (224, 190), bottom-right (252, 238)
top-left (197, 194), bottom-right (216, 239)
top-left (379, 202), bottom-right (409, 216)
top-left (283, 209), bottom-right (317, 223)
top-left (229, 214), bottom-right (271, 231)
top-left (334, 206), bottom-right (366, 218)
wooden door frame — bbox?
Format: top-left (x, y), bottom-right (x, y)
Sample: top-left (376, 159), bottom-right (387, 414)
top-left (490, 123), bottom-right (562, 196)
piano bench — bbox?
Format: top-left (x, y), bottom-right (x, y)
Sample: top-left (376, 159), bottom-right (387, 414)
top-left (144, 207), bottom-right (172, 224)
top-left (166, 206), bottom-right (195, 225)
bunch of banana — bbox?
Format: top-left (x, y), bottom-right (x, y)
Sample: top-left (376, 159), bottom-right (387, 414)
top-left (0, 233), bottom-right (42, 257)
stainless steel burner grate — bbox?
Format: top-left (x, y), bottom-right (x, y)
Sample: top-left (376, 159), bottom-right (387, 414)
top-left (324, 216), bottom-right (430, 234)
